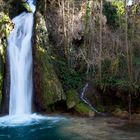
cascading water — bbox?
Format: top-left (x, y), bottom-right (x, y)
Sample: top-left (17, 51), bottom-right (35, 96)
top-left (7, 0), bottom-right (36, 116)
top-left (0, 0), bottom-right (65, 127)
top-left (80, 83), bottom-right (105, 116)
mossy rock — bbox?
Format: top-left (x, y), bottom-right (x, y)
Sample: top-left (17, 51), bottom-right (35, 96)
top-left (0, 54), bottom-right (3, 106)
top-left (21, 2), bottom-right (32, 13)
top-left (0, 12), bottom-right (13, 109)
top-left (34, 47), bottom-right (65, 108)
top-left (75, 102), bottom-right (95, 117)
top-left (66, 89), bottom-right (95, 117)
top-left (66, 90), bottom-right (80, 109)
top-left (18, 0), bottom-right (33, 13)
top-left (34, 12), bottom-right (65, 111)
top-left (0, 12), bottom-right (14, 38)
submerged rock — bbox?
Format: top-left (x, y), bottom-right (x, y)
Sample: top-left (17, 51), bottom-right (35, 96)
top-left (33, 12), bottom-right (65, 111)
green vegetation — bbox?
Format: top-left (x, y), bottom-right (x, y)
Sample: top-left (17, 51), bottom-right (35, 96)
top-left (65, 89), bottom-right (95, 116)
top-left (103, 0), bottom-right (125, 29)
top-left (41, 0), bottom-right (140, 116)
top-left (52, 58), bottom-right (85, 91)
top-left (75, 102), bottom-right (95, 117)
top-left (0, 9), bottom-right (13, 108)
top-left (33, 12), bottom-right (65, 111)
top-left (66, 89), bottom-right (80, 109)
top-left (21, 1), bottom-right (33, 12)
top-left (0, 0), bottom-right (140, 117)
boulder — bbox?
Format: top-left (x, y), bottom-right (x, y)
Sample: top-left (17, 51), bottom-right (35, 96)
top-left (66, 89), bottom-right (95, 117)
top-left (75, 102), bottom-right (95, 117)
top-left (66, 90), bottom-right (80, 109)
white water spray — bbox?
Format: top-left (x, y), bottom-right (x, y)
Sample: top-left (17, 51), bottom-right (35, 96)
top-left (7, 0), bottom-right (36, 116)
top-left (0, 0), bottom-right (66, 125)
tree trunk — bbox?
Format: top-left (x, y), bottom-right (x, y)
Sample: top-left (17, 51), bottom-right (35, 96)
top-left (99, 0), bottom-right (103, 83)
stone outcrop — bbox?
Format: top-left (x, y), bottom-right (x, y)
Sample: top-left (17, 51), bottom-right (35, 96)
top-left (33, 11), bottom-right (66, 111)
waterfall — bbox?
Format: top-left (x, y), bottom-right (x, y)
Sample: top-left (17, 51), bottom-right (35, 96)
top-left (80, 83), bottom-right (105, 116)
top-left (7, 0), bottom-right (36, 116)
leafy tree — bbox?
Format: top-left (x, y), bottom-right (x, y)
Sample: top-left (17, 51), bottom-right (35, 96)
top-left (103, 0), bottom-right (125, 29)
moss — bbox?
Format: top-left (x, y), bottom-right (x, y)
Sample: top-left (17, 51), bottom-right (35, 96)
top-left (75, 102), bottom-right (95, 117)
top-left (0, 12), bottom-right (13, 39)
top-left (0, 11), bottom-right (13, 109)
top-left (65, 89), bottom-right (95, 116)
top-left (0, 49), bottom-right (4, 105)
top-left (37, 48), bottom-right (65, 106)
top-left (66, 90), bottom-right (80, 109)
top-left (21, 3), bottom-right (32, 13)
top-left (0, 61), bottom-right (3, 106)
top-left (34, 12), bottom-right (65, 111)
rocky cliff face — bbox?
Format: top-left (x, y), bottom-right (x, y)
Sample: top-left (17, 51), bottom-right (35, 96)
top-left (0, 0), bottom-right (94, 116)
top-left (0, 0), bottom-right (66, 113)
top-left (0, 2), bottom-right (13, 112)
top-left (33, 11), bottom-right (66, 112)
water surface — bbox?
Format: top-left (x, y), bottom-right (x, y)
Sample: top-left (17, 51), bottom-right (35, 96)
top-left (0, 115), bottom-right (140, 140)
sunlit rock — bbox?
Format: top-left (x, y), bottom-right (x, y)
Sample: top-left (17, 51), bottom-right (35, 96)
top-left (33, 12), bottom-right (66, 111)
